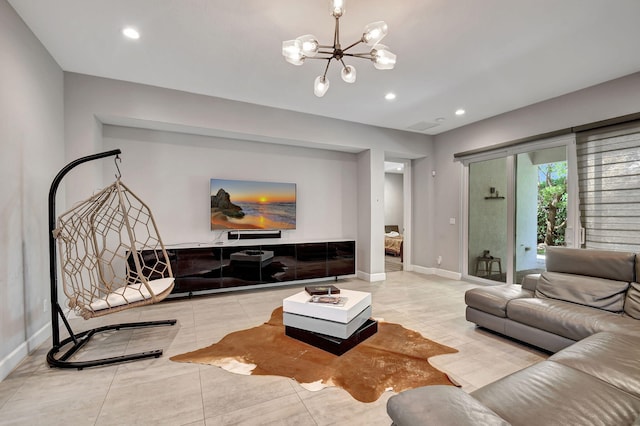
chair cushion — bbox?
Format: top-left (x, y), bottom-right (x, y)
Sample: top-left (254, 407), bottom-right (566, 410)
top-left (465, 285), bottom-right (533, 318)
top-left (625, 282), bottom-right (640, 320)
top-left (88, 277), bottom-right (175, 312)
top-left (545, 246), bottom-right (635, 282)
top-left (506, 297), bottom-right (627, 341)
top-left (387, 386), bottom-right (509, 426)
top-left (471, 361), bottom-right (640, 426)
top-left (536, 271), bottom-right (628, 312)
top-left (549, 332), bottom-right (640, 399)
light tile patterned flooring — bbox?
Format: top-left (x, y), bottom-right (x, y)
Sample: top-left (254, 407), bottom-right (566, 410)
top-left (384, 255), bottom-right (403, 272)
top-left (0, 272), bottom-right (548, 425)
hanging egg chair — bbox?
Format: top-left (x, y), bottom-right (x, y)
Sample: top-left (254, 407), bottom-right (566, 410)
top-left (47, 150), bottom-right (177, 369)
top-left (55, 179), bottom-right (174, 319)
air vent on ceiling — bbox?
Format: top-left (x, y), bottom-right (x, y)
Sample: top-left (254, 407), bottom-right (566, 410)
top-left (407, 121), bottom-right (440, 132)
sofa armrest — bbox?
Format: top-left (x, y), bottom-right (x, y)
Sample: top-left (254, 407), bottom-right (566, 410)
top-left (387, 386), bottom-right (510, 426)
top-left (521, 273), bottom-right (540, 291)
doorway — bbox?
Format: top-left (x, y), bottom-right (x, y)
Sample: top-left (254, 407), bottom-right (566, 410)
top-left (384, 161), bottom-right (408, 272)
top-left (515, 147), bottom-right (567, 282)
top-left (464, 138), bottom-right (574, 284)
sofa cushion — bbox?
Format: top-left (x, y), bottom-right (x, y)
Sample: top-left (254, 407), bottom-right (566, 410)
top-left (465, 285), bottom-right (533, 318)
top-left (387, 386), bottom-right (509, 426)
top-left (471, 361), bottom-right (640, 426)
top-left (506, 297), bottom-right (628, 341)
top-left (520, 273), bottom-right (540, 292)
top-left (545, 246), bottom-right (635, 282)
top-left (625, 282), bottom-right (640, 320)
top-left (549, 332), bottom-right (640, 400)
top-left (536, 271), bottom-right (629, 312)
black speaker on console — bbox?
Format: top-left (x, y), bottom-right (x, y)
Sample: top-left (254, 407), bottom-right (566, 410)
top-left (228, 230), bottom-right (282, 240)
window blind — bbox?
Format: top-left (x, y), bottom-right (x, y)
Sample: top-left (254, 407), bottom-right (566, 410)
top-left (576, 121), bottom-right (640, 251)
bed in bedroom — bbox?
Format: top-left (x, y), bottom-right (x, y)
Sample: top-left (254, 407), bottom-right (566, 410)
top-left (384, 225), bottom-right (403, 262)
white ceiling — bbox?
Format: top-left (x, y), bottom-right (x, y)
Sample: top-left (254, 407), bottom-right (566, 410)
top-left (9, 0), bottom-right (640, 135)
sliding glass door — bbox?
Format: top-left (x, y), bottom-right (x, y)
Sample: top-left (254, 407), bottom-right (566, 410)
top-left (464, 137), bottom-right (575, 284)
top-left (468, 158), bottom-right (508, 282)
top-left (515, 147), bottom-right (567, 283)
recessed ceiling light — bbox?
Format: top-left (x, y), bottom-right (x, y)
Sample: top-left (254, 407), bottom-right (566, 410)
top-left (455, 108), bottom-right (466, 116)
top-left (122, 27), bottom-right (140, 40)
top-left (435, 117), bottom-right (446, 123)
top-left (385, 92), bottom-right (397, 101)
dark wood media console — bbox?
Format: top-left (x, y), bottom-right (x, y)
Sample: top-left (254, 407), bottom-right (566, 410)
top-left (157, 241), bottom-right (355, 295)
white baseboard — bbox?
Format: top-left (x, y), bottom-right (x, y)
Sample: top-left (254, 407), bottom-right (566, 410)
top-left (434, 268), bottom-right (462, 280)
top-left (411, 265), bottom-right (435, 275)
top-left (28, 322), bottom-right (51, 352)
top-left (356, 270), bottom-right (386, 282)
top-left (411, 265), bottom-right (462, 280)
top-left (0, 322), bottom-right (50, 382)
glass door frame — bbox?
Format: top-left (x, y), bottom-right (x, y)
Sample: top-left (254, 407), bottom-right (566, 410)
top-left (460, 134), bottom-right (579, 284)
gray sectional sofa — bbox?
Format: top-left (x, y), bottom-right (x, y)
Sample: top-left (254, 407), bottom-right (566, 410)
top-left (387, 247), bottom-right (640, 425)
top-left (466, 246), bottom-right (640, 352)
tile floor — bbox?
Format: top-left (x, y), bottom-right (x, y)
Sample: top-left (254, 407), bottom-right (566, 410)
top-left (384, 255), bottom-right (403, 272)
top-left (0, 272), bottom-right (548, 425)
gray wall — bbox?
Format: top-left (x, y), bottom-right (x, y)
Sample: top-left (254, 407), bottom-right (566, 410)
top-left (432, 72), bottom-right (640, 273)
top-left (0, 0), bottom-right (64, 380)
top-left (102, 126), bottom-right (358, 245)
top-left (63, 73), bottom-right (432, 282)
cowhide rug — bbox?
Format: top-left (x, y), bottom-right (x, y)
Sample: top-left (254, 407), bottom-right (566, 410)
top-left (171, 307), bottom-right (458, 402)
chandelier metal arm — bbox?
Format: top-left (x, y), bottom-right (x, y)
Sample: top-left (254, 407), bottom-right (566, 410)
top-left (341, 39), bottom-right (363, 53)
top-left (321, 58), bottom-right (332, 79)
top-left (344, 52), bottom-right (374, 59)
top-left (334, 16), bottom-right (340, 48)
top-left (316, 49), bottom-right (338, 55)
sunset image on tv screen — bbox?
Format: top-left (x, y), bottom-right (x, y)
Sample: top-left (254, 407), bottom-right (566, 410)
top-left (210, 179), bottom-right (296, 230)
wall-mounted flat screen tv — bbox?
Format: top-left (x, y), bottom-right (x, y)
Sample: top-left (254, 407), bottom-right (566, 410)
top-left (210, 178), bottom-right (296, 230)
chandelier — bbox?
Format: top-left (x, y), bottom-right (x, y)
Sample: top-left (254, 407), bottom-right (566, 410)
top-left (282, 0), bottom-right (397, 97)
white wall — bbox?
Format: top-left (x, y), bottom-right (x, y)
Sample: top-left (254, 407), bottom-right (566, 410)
top-left (0, 0), bottom-right (64, 380)
top-left (384, 173), bottom-right (404, 231)
top-left (102, 125), bottom-right (358, 246)
top-left (433, 72), bottom-right (640, 273)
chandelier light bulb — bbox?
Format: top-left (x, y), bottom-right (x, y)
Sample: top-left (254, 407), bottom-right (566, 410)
top-left (372, 44), bottom-right (396, 70)
top-left (362, 21), bottom-right (388, 46)
top-left (282, 39), bottom-right (305, 65)
top-left (341, 65), bottom-right (357, 83)
top-left (296, 34), bottom-right (319, 57)
top-left (329, 0), bottom-right (345, 17)
top-left (314, 76), bottom-right (330, 97)
top-left (285, 53), bottom-right (305, 66)
top-left (282, 39), bottom-right (302, 58)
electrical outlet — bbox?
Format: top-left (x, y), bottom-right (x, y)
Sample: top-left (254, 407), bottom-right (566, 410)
top-left (43, 299), bottom-right (48, 312)
top-left (437, 256), bottom-right (442, 265)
